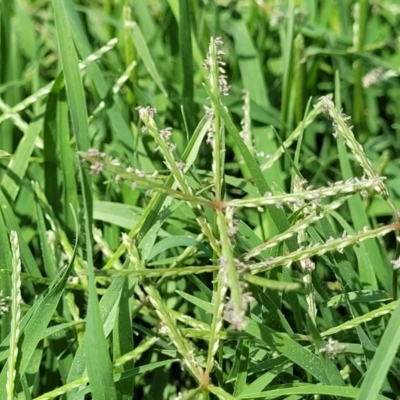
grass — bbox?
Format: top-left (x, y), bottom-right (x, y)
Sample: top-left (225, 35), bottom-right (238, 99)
top-left (1, 0), bottom-right (400, 399)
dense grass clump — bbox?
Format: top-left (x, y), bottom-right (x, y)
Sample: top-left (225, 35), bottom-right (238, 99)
top-left (1, 1), bottom-right (400, 399)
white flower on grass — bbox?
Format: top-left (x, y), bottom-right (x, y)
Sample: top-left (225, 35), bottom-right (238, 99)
top-left (90, 161), bottom-right (103, 174)
top-left (0, 292), bottom-right (10, 315)
top-left (177, 161), bottom-right (186, 171)
top-left (86, 148), bottom-right (105, 158)
top-left (391, 258), bottom-right (400, 270)
top-left (159, 127), bottom-right (173, 140)
top-left (319, 337), bottom-right (345, 359)
top-left (363, 67), bottom-right (384, 87)
top-left (136, 105), bottom-right (157, 120)
top-left (109, 157), bottom-right (121, 166)
top-left (167, 143), bottom-right (177, 152)
top-left (158, 322), bottom-right (169, 336)
top-left (114, 174), bottom-right (122, 184)
top-left (203, 37), bottom-right (231, 97)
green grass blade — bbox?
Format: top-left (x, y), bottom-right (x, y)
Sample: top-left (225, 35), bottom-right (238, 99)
top-left (357, 303), bottom-right (400, 400)
top-left (0, 222), bottom-right (78, 391)
top-left (51, 0), bottom-right (117, 398)
top-left (130, 22), bottom-right (167, 97)
top-left (179, 0), bottom-right (195, 132)
top-left (34, 200), bottom-right (58, 279)
top-left (66, 276), bottom-right (126, 394)
top-left (0, 189), bottom-right (41, 277)
top-left (113, 279), bottom-right (134, 400)
top-left (43, 82), bottom-right (61, 215)
top-left (1, 118), bottom-right (42, 202)
top-left (245, 320), bottom-right (329, 384)
top-left (58, 86), bottom-right (79, 234)
top-left (230, 18), bottom-right (270, 108)
top-left (279, 0), bottom-right (295, 136)
top-left (239, 383), bottom-right (391, 399)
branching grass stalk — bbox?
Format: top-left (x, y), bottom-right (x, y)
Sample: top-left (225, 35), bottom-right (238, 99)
top-left (320, 95), bottom-right (399, 220)
top-left (122, 234), bottom-right (205, 385)
top-left (92, 59), bottom-right (137, 117)
top-left (322, 93), bottom-right (400, 297)
top-left (240, 90), bottom-right (252, 150)
top-left (0, 269), bottom-right (89, 293)
top-left (91, 265), bottom-right (218, 278)
top-left (136, 112), bottom-right (191, 194)
top-left (6, 231), bottom-right (21, 400)
top-left (205, 208), bottom-right (249, 379)
top-left (206, 37), bottom-right (225, 202)
top-left (0, 97), bottom-right (28, 133)
top-left (216, 210), bottom-right (246, 328)
top-left (261, 95), bottom-right (327, 171)
top-left (321, 300), bottom-right (398, 337)
top-left (0, 38), bottom-right (118, 126)
top-left (134, 111), bottom-right (221, 254)
top-left (5, 3), bottom-right (400, 398)
top-left (250, 223), bottom-right (400, 274)
top-left (293, 176), bottom-right (317, 325)
top-left (81, 152), bottom-right (212, 207)
top-left (229, 176), bottom-right (382, 209)
top-left (244, 195), bottom-right (351, 260)
top-left (112, 60), bottom-right (137, 95)
top-left (169, 233), bottom-right (205, 269)
top-left (204, 273), bottom-right (227, 378)
top-left (113, 337), bottom-right (160, 368)
top-left (171, 309), bottom-right (211, 332)
top-left (100, 117), bottom-right (212, 271)
top-left (203, 37), bottom-right (244, 380)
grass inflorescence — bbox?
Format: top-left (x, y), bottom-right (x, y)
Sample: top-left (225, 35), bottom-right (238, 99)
top-left (1, 1), bottom-right (400, 400)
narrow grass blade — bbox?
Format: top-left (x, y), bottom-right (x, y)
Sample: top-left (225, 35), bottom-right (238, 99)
top-left (0, 218), bottom-right (78, 391)
top-left (230, 19), bottom-right (270, 108)
top-left (179, 0), bottom-right (195, 132)
top-left (58, 85), bottom-right (79, 234)
top-left (43, 83), bottom-right (61, 215)
top-left (356, 302), bottom-right (400, 400)
top-left (238, 383), bottom-right (391, 399)
top-left (66, 275), bottom-right (126, 391)
top-left (130, 22), bottom-right (167, 97)
top-left (51, 0), bottom-right (117, 398)
top-left (1, 118), bottom-right (42, 202)
top-left (34, 201), bottom-right (58, 279)
top-left (279, 0), bottom-right (295, 136)
top-left (0, 190), bottom-right (42, 277)
top-left (245, 320), bottom-right (329, 384)
top-left (113, 279), bottom-right (134, 399)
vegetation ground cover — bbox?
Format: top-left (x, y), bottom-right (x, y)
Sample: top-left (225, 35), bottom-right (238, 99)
top-left (1, 1), bottom-right (400, 399)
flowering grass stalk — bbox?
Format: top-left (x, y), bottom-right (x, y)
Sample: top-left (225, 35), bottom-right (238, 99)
top-left (3, 3), bottom-right (400, 398)
top-left (320, 95), bottom-right (399, 220)
top-left (122, 234), bottom-right (206, 385)
top-left (250, 223), bottom-right (399, 274)
top-left (6, 231), bottom-right (21, 400)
